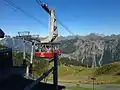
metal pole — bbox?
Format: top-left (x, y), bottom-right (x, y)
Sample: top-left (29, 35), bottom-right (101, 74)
top-left (24, 67), bottom-right (54, 90)
top-left (26, 65), bottom-right (29, 78)
top-left (29, 41), bottom-right (34, 75)
top-left (23, 38), bottom-right (27, 67)
top-left (23, 38), bottom-right (26, 60)
top-left (53, 53), bottom-right (58, 90)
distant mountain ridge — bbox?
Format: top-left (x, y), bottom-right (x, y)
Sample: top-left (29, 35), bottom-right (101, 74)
top-left (59, 33), bottom-right (120, 67)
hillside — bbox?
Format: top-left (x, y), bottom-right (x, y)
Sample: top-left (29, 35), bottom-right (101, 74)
top-left (93, 62), bottom-right (120, 84)
top-left (94, 62), bottom-right (120, 76)
top-left (57, 61), bottom-right (120, 84)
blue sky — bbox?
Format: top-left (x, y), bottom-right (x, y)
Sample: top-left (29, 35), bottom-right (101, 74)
top-left (0, 0), bottom-right (120, 37)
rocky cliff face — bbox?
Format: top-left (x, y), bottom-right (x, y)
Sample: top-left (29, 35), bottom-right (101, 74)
top-left (60, 34), bottom-right (120, 67)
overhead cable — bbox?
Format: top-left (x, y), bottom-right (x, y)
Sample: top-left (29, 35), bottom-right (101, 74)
top-left (36, 0), bottom-right (79, 39)
top-left (3, 0), bottom-right (48, 29)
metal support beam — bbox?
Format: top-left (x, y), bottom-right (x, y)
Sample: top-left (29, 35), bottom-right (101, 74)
top-left (23, 38), bottom-right (26, 60)
top-left (53, 53), bottom-right (58, 90)
top-left (24, 67), bottom-right (54, 90)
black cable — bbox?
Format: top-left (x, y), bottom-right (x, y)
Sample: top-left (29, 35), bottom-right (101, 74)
top-left (3, 1), bottom-right (17, 11)
top-left (57, 19), bottom-right (75, 36)
top-left (57, 17), bottom-right (80, 39)
top-left (3, 0), bottom-right (48, 29)
top-left (36, 0), bottom-right (40, 5)
top-left (36, 0), bottom-right (43, 5)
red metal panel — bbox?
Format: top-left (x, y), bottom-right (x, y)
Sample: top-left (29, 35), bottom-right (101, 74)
top-left (35, 49), bottom-right (62, 58)
top-left (35, 52), bottom-right (54, 58)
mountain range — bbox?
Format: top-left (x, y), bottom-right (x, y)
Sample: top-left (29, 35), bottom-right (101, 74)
top-left (1, 33), bottom-right (120, 67)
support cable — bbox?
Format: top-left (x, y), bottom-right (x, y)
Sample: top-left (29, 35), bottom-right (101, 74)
top-left (3, 0), bottom-right (48, 29)
top-left (36, 0), bottom-right (80, 39)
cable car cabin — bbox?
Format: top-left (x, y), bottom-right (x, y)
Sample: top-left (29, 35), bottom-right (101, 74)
top-left (35, 42), bottom-right (61, 58)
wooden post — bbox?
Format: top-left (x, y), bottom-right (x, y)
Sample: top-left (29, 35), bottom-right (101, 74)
top-left (91, 77), bottom-right (96, 90)
top-left (53, 53), bottom-right (58, 90)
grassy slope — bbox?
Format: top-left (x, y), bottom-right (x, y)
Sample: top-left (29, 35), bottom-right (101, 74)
top-left (94, 62), bottom-right (120, 84)
top-left (57, 62), bottom-right (120, 84)
top-left (57, 64), bottom-right (95, 83)
top-left (94, 62), bottom-right (120, 75)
